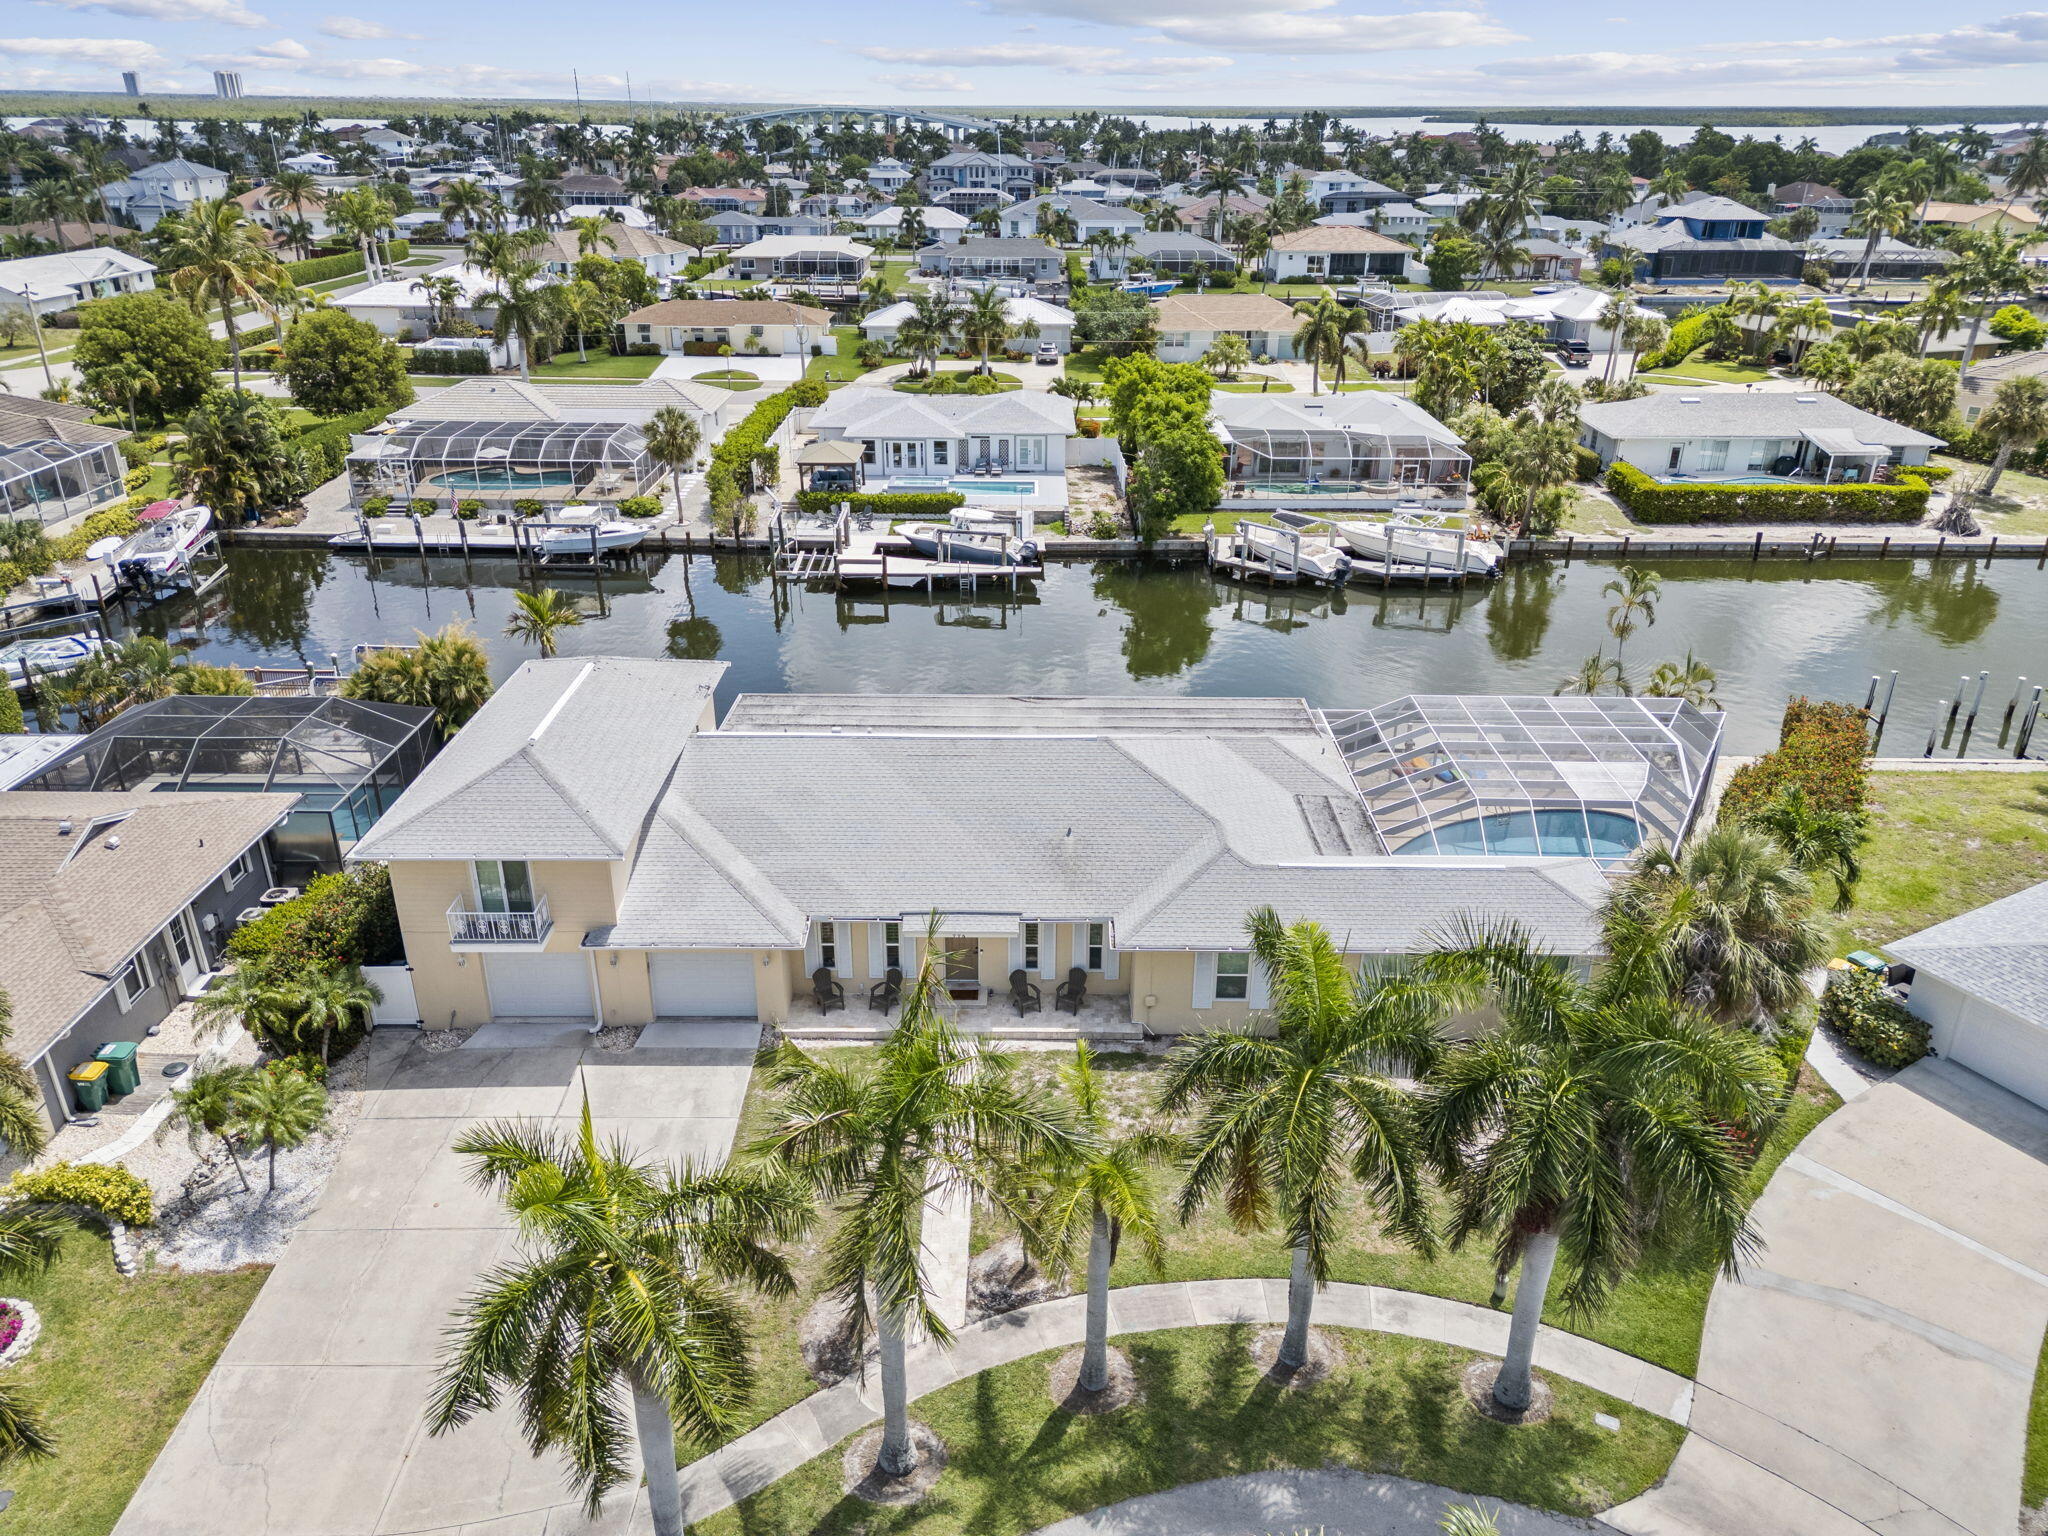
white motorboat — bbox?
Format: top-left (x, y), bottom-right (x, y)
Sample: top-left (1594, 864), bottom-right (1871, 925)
top-left (897, 522), bottom-right (1038, 566)
top-left (1271, 507), bottom-right (1501, 576)
top-left (529, 508), bottom-right (646, 554)
top-left (1, 632), bottom-right (106, 691)
top-left (1238, 521), bottom-right (1353, 584)
top-left (111, 505), bottom-right (213, 588)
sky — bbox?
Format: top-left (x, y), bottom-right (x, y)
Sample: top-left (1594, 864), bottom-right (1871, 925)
top-left (4, 0), bottom-right (2048, 109)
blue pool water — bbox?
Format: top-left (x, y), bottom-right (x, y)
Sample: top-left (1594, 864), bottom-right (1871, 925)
top-left (1657, 474), bottom-right (1793, 486)
top-left (428, 467), bottom-right (578, 491)
top-left (888, 476), bottom-right (1037, 495)
top-left (955, 479), bottom-right (1035, 495)
top-left (1396, 809), bottom-right (1643, 860)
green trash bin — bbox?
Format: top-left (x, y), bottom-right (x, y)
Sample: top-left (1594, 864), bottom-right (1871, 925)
top-left (95, 1041), bottom-right (140, 1097)
top-left (68, 1060), bottom-right (109, 1113)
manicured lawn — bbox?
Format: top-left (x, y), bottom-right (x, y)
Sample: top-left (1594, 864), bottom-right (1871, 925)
top-left (1827, 769), bottom-right (2048, 957)
top-left (526, 353), bottom-right (664, 380)
top-left (1167, 509), bottom-right (1281, 535)
top-left (6, 1233), bottom-right (269, 1536)
top-left (1063, 348), bottom-right (1111, 388)
top-left (805, 327), bottom-right (871, 384)
top-left (693, 1326), bottom-right (1684, 1536)
top-left (894, 370), bottom-right (1022, 394)
top-left (1212, 372), bottom-right (1293, 393)
top-left (2027, 1324), bottom-right (2048, 1507)
top-left (1634, 359), bottom-right (1773, 386)
top-left (133, 462), bottom-right (175, 500)
top-left (694, 370), bottom-right (762, 390)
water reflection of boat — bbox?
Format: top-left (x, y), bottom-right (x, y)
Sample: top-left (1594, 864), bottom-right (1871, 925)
top-left (2, 632), bottom-right (106, 690)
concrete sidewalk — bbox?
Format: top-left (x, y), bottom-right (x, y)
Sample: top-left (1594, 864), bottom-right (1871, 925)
top-left (1605, 1057), bottom-right (2048, 1536)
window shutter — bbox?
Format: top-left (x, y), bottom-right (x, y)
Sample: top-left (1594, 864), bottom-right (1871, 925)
top-left (869, 922), bottom-right (887, 978)
top-left (1007, 926), bottom-right (1023, 974)
top-left (1103, 933), bottom-right (1120, 981)
top-left (1040, 924), bottom-right (1058, 981)
top-left (1249, 957), bottom-right (1271, 1009)
top-left (803, 922), bottom-right (822, 975)
top-left (832, 922), bottom-right (848, 979)
top-left (1193, 951), bottom-right (1217, 1010)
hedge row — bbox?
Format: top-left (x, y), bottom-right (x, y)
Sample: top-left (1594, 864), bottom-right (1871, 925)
top-left (706, 377), bottom-right (829, 518)
top-left (792, 490), bottom-right (967, 517)
top-left (1818, 968), bottom-right (1929, 1069)
top-left (1604, 461), bottom-right (1930, 524)
top-left (290, 407), bottom-right (394, 487)
top-left (410, 346), bottom-right (491, 375)
top-left (1721, 696), bottom-right (1872, 822)
top-left (285, 242), bottom-right (410, 286)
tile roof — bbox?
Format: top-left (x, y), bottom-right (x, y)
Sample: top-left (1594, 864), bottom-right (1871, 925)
top-left (388, 377), bottom-right (730, 424)
top-left (1269, 226), bottom-right (1412, 253)
top-left (1150, 293), bottom-right (1302, 333)
top-left (530, 226), bottom-right (688, 262)
top-left (1889, 881), bottom-right (2048, 1025)
top-left (620, 299), bottom-right (831, 328)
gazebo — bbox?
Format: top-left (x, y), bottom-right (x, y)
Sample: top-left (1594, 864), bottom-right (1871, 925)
top-left (796, 438), bottom-right (868, 493)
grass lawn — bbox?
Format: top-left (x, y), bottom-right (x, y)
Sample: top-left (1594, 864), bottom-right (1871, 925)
top-left (1932, 454), bottom-right (2048, 537)
top-left (694, 370), bottom-right (762, 390)
top-left (2028, 1324), bottom-right (2048, 1508)
top-left (1212, 373), bottom-right (1294, 393)
top-left (1168, 509), bottom-right (1281, 535)
top-left (1063, 348), bottom-right (1111, 388)
top-left (1634, 360), bottom-right (1773, 386)
top-left (133, 462), bottom-right (175, 500)
top-left (1825, 769), bottom-right (2048, 957)
top-left (805, 327), bottom-right (870, 384)
top-left (1556, 486), bottom-right (1633, 535)
top-left (526, 353), bottom-right (664, 381)
top-left (894, 370), bottom-right (1022, 394)
top-left (694, 1326), bottom-right (1684, 1536)
top-left (6, 1233), bottom-right (269, 1536)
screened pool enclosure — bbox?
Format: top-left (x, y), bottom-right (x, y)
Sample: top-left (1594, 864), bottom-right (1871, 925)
top-left (1, 439), bottom-right (126, 527)
top-left (346, 419), bottom-right (656, 504)
top-left (1322, 695), bottom-right (1723, 863)
top-left (14, 695), bottom-right (437, 871)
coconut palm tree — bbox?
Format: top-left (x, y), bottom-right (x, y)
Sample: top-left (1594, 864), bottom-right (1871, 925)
top-left (1039, 1042), bottom-right (1165, 1396)
top-left (1971, 371), bottom-right (2048, 495)
top-left (644, 404), bottom-right (702, 515)
top-left (505, 587), bottom-right (586, 658)
top-left (158, 198), bottom-right (287, 389)
top-left (1950, 232), bottom-right (2035, 387)
top-left (2002, 130), bottom-right (2048, 219)
top-left (437, 177), bottom-right (492, 237)
top-left (1602, 564), bottom-right (1660, 666)
top-left (959, 286), bottom-right (1021, 375)
top-left (1741, 783), bottom-right (1863, 912)
top-left (0, 985), bottom-right (49, 1162)
top-left (487, 261), bottom-right (557, 382)
top-left (231, 1065), bottom-right (330, 1192)
top-left (428, 1098), bottom-right (812, 1536)
top-left (1601, 823), bottom-right (1831, 1029)
top-left (1643, 651), bottom-right (1720, 709)
top-left (1158, 907), bottom-right (1439, 1373)
top-left (16, 179), bottom-right (82, 249)
top-left (752, 938), bottom-right (1079, 1479)
top-left (160, 1063), bottom-right (258, 1192)
top-left (1291, 296), bottom-right (1360, 396)
top-left (511, 178), bottom-right (564, 231)
top-left (567, 214), bottom-right (617, 257)
top-left (1194, 164), bottom-right (1246, 243)
top-left (87, 358), bottom-right (158, 433)
top-left (1413, 918), bottom-right (1779, 1414)
top-left (1848, 185), bottom-right (1915, 289)
top-left (896, 289), bottom-right (964, 380)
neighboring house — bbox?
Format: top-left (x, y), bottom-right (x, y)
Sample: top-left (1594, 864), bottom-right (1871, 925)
top-left (1602, 195), bottom-right (1805, 284)
top-left (919, 237), bottom-right (1066, 284)
top-left (1889, 880), bottom-right (2048, 1108)
top-left (1364, 202), bottom-right (1433, 241)
top-left (861, 206), bottom-right (971, 246)
top-left (678, 187), bottom-right (766, 215)
top-left (1771, 181), bottom-right (1855, 237)
top-left (1808, 236), bottom-right (1955, 282)
top-left (100, 157), bottom-right (229, 229)
top-left (347, 659), bottom-right (1718, 1036)
top-left (1, 791), bottom-right (293, 1134)
top-left (712, 212), bottom-right (831, 242)
top-left (563, 204), bottom-right (655, 230)
top-left (549, 173), bottom-right (634, 209)
top-left (863, 158), bottom-right (914, 195)
top-left (998, 195), bottom-right (1146, 242)
top-left (1095, 166), bottom-right (1164, 195)
top-left (807, 388), bottom-right (1077, 474)
top-left (1958, 350), bottom-right (2048, 425)
top-left (1175, 193), bottom-right (1270, 236)
top-left (1578, 391), bottom-right (1944, 481)
top-left (1307, 171), bottom-right (1404, 215)
top-left (0, 220), bottom-right (130, 250)
top-left (1512, 237), bottom-right (1585, 282)
top-left (235, 185), bottom-right (337, 244)
top-left (1260, 226), bottom-right (1417, 283)
top-left (280, 151), bottom-right (339, 174)
top-left (725, 235), bottom-right (872, 282)
top-left (1212, 392), bottom-right (1471, 490)
top-left (0, 247), bottom-right (156, 317)
top-left (924, 151), bottom-right (1038, 202)
top-left (1152, 292), bottom-right (1305, 363)
top-left (1091, 230), bottom-right (1235, 281)
top-left (1920, 202), bottom-right (2042, 236)
top-left (0, 392), bottom-right (130, 528)
top-left (530, 225), bottom-right (691, 281)
top-left (860, 294), bottom-right (1076, 354)
top-left (334, 261), bottom-right (506, 339)
top-left (616, 298), bottom-right (833, 357)
top-left (1415, 189), bottom-right (1485, 223)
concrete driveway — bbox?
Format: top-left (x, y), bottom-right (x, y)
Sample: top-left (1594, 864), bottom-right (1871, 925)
top-left (1606, 1057), bottom-right (2048, 1536)
top-left (113, 1020), bottom-right (759, 1536)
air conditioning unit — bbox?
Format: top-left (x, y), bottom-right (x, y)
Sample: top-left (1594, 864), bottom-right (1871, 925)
top-left (199, 912), bottom-right (218, 933)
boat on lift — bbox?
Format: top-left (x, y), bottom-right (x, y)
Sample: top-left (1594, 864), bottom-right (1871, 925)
top-left (1270, 506), bottom-right (1501, 576)
top-left (110, 505), bottom-right (212, 590)
top-left (1238, 521), bottom-right (1353, 584)
top-left (1, 632), bottom-right (107, 691)
top-left (896, 519), bottom-right (1038, 567)
top-left (529, 507), bottom-right (646, 554)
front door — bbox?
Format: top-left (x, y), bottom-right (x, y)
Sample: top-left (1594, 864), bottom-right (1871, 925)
top-left (942, 938), bottom-right (980, 999)
top-left (166, 908), bottom-right (205, 994)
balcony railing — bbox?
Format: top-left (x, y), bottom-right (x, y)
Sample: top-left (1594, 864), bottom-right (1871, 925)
top-left (446, 893), bottom-right (552, 946)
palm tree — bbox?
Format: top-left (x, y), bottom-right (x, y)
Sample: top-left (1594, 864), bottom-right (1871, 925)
top-left (566, 214), bottom-right (617, 257)
top-left (438, 177), bottom-right (493, 238)
top-left (512, 177), bottom-right (564, 231)
top-left (504, 587), bottom-right (586, 658)
top-left (1911, 281), bottom-right (1968, 357)
top-left (959, 286), bottom-right (1020, 375)
top-left (1971, 372), bottom-right (2048, 495)
top-left (0, 985), bottom-right (49, 1162)
top-left (1414, 919), bottom-right (1779, 1415)
top-left (1291, 297), bottom-right (1360, 396)
top-left (2001, 130), bottom-right (2048, 218)
top-left (158, 198), bottom-right (286, 389)
top-left (752, 937), bottom-right (1079, 1479)
top-left (1602, 564), bottom-right (1660, 665)
top-left (87, 358), bottom-right (157, 433)
top-left (896, 290), bottom-right (964, 380)
top-left (552, 279), bottom-right (614, 363)
top-left (340, 621), bottom-right (496, 738)
top-left (1741, 784), bottom-right (1863, 912)
top-left (487, 261), bottom-right (557, 382)
top-left (643, 405), bottom-right (702, 515)
top-left (1194, 163), bottom-right (1246, 242)
top-left (1039, 1043), bottom-right (1165, 1396)
top-left (1441, 1506), bottom-right (1502, 1536)
top-left (1554, 650), bottom-right (1628, 696)
top-left (159, 1063), bottom-right (258, 1192)
top-left (0, 1203), bottom-right (70, 1465)
top-left (1950, 232), bottom-right (2034, 387)
top-left (1848, 185), bottom-right (1915, 289)
top-left (266, 169), bottom-right (321, 246)
top-left (1643, 651), bottom-right (1720, 708)
top-left (1159, 908), bottom-right (1438, 1373)
top-left (427, 1099), bottom-right (812, 1536)
top-left (231, 1065), bottom-right (330, 1192)
top-left (1602, 823), bottom-right (1830, 1029)
top-left (16, 179), bottom-right (81, 249)
top-left (293, 965), bottom-right (381, 1065)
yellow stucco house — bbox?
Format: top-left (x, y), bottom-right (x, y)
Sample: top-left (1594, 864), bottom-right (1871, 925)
top-left (347, 659), bottom-right (1723, 1037)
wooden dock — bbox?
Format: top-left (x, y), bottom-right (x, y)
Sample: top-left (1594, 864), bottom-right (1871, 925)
top-left (774, 513), bottom-right (1040, 591)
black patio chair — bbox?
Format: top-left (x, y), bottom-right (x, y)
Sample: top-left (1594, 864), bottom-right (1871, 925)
top-left (868, 967), bottom-right (902, 1014)
top-left (1009, 969), bottom-right (1042, 1016)
top-left (812, 966), bottom-right (845, 1014)
top-left (1054, 966), bottom-right (1087, 1015)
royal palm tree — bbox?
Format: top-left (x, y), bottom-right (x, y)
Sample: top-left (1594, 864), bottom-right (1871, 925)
top-left (1971, 371), bottom-right (2048, 495)
top-left (488, 261), bottom-right (557, 382)
top-left (158, 198), bottom-right (287, 389)
top-left (428, 1099), bottom-right (812, 1536)
top-left (753, 939), bottom-right (1078, 1479)
top-left (231, 1065), bottom-right (330, 1192)
top-left (1741, 784), bottom-right (1863, 912)
top-left (1602, 564), bottom-right (1660, 666)
top-left (160, 1063), bottom-right (258, 1192)
top-left (1159, 908), bottom-right (1438, 1373)
top-left (505, 587), bottom-right (586, 658)
top-left (643, 405), bottom-right (702, 514)
top-left (1414, 919), bottom-right (1779, 1414)
top-left (1643, 651), bottom-right (1720, 709)
top-left (1039, 1042), bottom-right (1165, 1397)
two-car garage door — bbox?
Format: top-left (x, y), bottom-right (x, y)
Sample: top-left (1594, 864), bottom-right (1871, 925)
top-left (649, 952), bottom-right (759, 1018)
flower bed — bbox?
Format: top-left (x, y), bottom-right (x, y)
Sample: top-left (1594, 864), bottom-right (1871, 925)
top-left (0, 1299), bottom-right (40, 1369)
top-left (1603, 461), bottom-right (1931, 524)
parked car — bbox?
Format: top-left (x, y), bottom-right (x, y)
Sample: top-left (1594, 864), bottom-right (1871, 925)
top-left (1035, 342), bottom-right (1059, 365)
top-left (1557, 338), bottom-right (1591, 368)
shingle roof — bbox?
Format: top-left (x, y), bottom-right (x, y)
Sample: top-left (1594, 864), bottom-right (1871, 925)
top-left (0, 392), bottom-right (129, 447)
top-left (1151, 293), bottom-right (1302, 333)
top-left (620, 299), bottom-right (831, 328)
top-left (0, 791), bottom-right (296, 1060)
top-left (1269, 226), bottom-right (1412, 253)
top-left (807, 390), bottom-right (1076, 440)
top-left (941, 237), bottom-right (1064, 259)
top-left (1889, 881), bottom-right (2048, 1025)
top-left (1579, 391), bottom-right (1944, 449)
top-left (347, 658), bottom-right (724, 862)
top-left (530, 226), bottom-right (687, 263)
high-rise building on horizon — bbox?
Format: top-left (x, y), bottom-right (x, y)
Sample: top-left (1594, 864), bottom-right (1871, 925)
top-left (121, 71), bottom-right (140, 96)
top-left (213, 70), bottom-right (243, 99)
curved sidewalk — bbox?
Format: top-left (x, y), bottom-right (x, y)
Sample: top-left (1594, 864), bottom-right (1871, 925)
top-left (672, 1277), bottom-right (1694, 1526)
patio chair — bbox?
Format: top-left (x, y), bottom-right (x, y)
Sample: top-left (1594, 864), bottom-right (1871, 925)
top-left (1054, 966), bottom-right (1087, 1015)
top-left (1009, 969), bottom-right (1042, 1016)
top-left (811, 966), bottom-right (845, 1015)
top-left (868, 967), bottom-right (902, 1014)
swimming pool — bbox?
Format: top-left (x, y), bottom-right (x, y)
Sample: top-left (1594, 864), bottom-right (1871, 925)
top-left (1655, 474), bottom-right (1794, 486)
top-left (1396, 809), bottom-right (1643, 860)
top-left (426, 467), bottom-right (578, 491)
top-left (889, 477), bottom-right (1038, 496)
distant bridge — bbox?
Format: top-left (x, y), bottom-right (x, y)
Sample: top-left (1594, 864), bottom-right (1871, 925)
top-left (720, 106), bottom-right (1000, 140)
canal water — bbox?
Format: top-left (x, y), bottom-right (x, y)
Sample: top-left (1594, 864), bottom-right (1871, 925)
top-left (119, 548), bottom-right (2047, 756)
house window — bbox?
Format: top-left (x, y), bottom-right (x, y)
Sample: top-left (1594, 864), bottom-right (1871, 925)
top-left (1086, 923), bottom-right (1105, 972)
top-left (1700, 440), bottom-right (1730, 472)
top-left (860, 440), bottom-right (876, 464)
top-left (115, 948), bottom-right (153, 1010)
top-left (474, 860), bottom-right (534, 913)
top-left (933, 440), bottom-right (949, 465)
top-left (220, 849), bottom-right (253, 891)
top-left (818, 922), bottom-right (837, 970)
top-left (883, 922), bottom-right (901, 972)
top-left (1022, 922), bottom-right (1040, 972)
top-left (1214, 952), bottom-right (1251, 1001)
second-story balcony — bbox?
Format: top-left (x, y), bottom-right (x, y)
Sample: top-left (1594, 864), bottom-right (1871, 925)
top-left (447, 893), bottom-right (553, 948)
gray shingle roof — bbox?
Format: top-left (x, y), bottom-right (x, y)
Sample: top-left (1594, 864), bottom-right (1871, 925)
top-left (1578, 391), bottom-right (1944, 449)
top-left (1888, 882), bottom-right (2048, 1025)
top-left (347, 658), bottom-right (724, 862)
top-left (806, 390), bottom-right (1076, 440)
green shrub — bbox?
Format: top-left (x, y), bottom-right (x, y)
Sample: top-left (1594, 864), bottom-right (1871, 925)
top-left (50, 501), bottom-right (146, 561)
top-left (1722, 697), bottom-right (1872, 822)
top-left (705, 379), bottom-right (832, 529)
top-left (362, 494), bottom-right (392, 515)
top-left (123, 465), bottom-right (152, 492)
top-left (408, 497), bottom-right (437, 515)
top-left (1603, 461), bottom-right (1928, 524)
top-left (1818, 968), bottom-right (1929, 1069)
top-left (411, 346), bottom-right (491, 376)
top-left (285, 242), bottom-right (408, 286)
top-left (616, 494), bottom-right (662, 517)
top-left (226, 865), bottom-right (402, 970)
top-left (791, 490), bottom-right (967, 518)
top-left (457, 499), bottom-right (482, 519)
top-left (8, 1161), bottom-right (153, 1226)
top-left (1572, 444), bottom-right (1603, 482)
top-left (269, 1053), bottom-right (328, 1085)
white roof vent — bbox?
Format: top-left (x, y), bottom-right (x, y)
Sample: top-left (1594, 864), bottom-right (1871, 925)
top-left (1678, 395), bottom-right (1702, 404)
top-left (1794, 394), bottom-right (1819, 403)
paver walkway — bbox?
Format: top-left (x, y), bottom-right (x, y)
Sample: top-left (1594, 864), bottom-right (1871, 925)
top-left (1025, 1469), bottom-right (1595, 1536)
top-left (1605, 1057), bottom-right (2048, 1536)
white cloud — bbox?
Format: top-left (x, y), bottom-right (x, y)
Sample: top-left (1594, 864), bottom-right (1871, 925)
top-left (870, 69), bottom-right (978, 92)
top-left (318, 15), bottom-right (412, 39)
top-left (991, 0), bottom-right (1318, 19)
top-left (36, 0), bottom-right (267, 29)
top-left (852, 41), bottom-right (1228, 73)
top-left (1143, 6), bottom-right (1520, 52)
top-left (0, 34), bottom-right (162, 66)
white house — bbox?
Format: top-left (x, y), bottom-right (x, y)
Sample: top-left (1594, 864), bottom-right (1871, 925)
top-left (807, 389), bottom-right (1077, 476)
top-left (1261, 226), bottom-right (1418, 283)
top-left (861, 295), bottom-right (1075, 354)
top-left (861, 206), bottom-right (971, 247)
top-left (1307, 171), bottom-right (1404, 214)
top-left (1152, 293), bottom-right (1304, 363)
top-left (998, 195), bottom-right (1146, 243)
top-left (1363, 203), bottom-right (1432, 240)
top-left (334, 262), bottom-right (505, 340)
top-left (531, 225), bottom-right (690, 281)
top-left (1890, 882), bottom-right (2048, 1108)
top-left (1212, 391), bottom-right (1471, 493)
top-left (615, 299), bottom-right (833, 358)
top-left (0, 247), bottom-right (156, 318)
top-left (101, 158), bottom-right (229, 230)
top-left (280, 151), bottom-right (339, 175)
top-left (864, 158), bottom-right (914, 195)
top-left (1578, 392), bottom-right (1944, 482)
top-left (726, 235), bottom-right (872, 282)
top-left (235, 185), bottom-right (339, 244)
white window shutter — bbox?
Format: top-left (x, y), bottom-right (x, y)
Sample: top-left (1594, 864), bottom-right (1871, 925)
top-left (1007, 926), bottom-right (1023, 974)
top-left (1040, 924), bottom-right (1058, 981)
top-left (832, 921), bottom-right (848, 979)
top-left (869, 922), bottom-right (888, 978)
top-left (1103, 940), bottom-right (1119, 981)
top-left (1249, 957), bottom-right (1271, 1009)
top-left (803, 923), bottom-right (822, 975)
top-left (1193, 951), bottom-right (1217, 1010)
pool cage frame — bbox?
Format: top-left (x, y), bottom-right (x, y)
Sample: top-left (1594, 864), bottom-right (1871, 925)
top-left (1126, 236), bottom-right (1238, 277)
top-left (345, 418), bottom-right (655, 505)
top-left (0, 439), bottom-right (126, 527)
top-left (1321, 695), bottom-right (1723, 862)
top-left (1220, 423), bottom-right (1472, 489)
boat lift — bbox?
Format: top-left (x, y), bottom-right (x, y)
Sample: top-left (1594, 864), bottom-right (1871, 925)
top-left (1204, 514), bottom-right (1474, 590)
top-left (772, 503), bottom-right (1040, 592)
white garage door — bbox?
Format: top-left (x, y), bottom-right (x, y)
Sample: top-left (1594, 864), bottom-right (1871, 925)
top-left (650, 952), bottom-right (759, 1018)
top-left (1949, 1004), bottom-right (2048, 1109)
top-left (485, 953), bottom-right (593, 1021)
